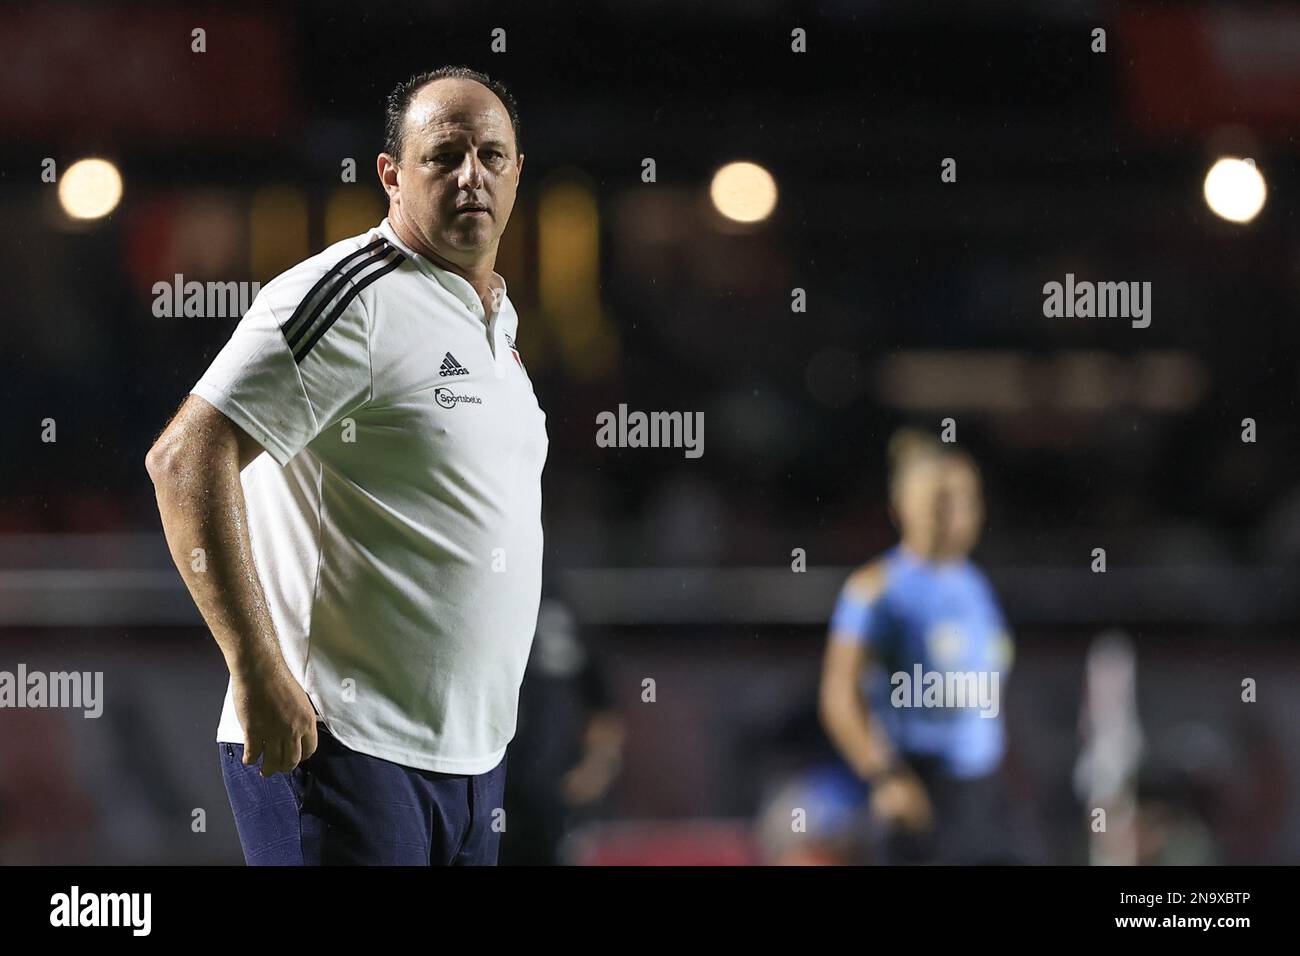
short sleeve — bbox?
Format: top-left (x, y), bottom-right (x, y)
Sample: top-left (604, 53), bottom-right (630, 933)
top-left (829, 568), bottom-right (886, 647)
top-left (189, 262), bottom-right (376, 467)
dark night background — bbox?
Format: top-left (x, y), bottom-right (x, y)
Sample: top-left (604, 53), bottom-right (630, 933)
top-left (0, 0), bottom-right (1297, 864)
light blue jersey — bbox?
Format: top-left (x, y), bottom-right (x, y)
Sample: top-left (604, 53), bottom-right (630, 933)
top-left (830, 544), bottom-right (1014, 778)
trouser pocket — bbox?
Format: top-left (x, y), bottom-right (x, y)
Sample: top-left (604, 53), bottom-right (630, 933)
top-left (286, 763), bottom-right (314, 812)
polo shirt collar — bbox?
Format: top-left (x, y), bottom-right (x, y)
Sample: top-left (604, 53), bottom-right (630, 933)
top-left (378, 217), bottom-right (508, 317)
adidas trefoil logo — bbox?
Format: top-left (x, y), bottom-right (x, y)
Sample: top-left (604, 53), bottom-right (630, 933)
top-left (439, 352), bottom-right (469, 377)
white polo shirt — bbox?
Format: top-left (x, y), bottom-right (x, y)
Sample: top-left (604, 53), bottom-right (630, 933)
top-left (190, 217), bottom-right (548, 774)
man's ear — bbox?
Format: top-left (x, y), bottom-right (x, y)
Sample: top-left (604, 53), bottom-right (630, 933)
top-left (516, 152), bottom-right (524, 180)
top-left (376, 153), bottom-right (400, 198)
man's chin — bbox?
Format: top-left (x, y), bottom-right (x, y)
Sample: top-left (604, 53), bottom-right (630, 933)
top-left (443, 229), bottom-right (492, 252)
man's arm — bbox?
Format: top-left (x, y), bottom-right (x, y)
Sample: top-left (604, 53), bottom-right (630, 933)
top-left (818, 567), bottom-right (933, 832)
top-left (145, 394), bottom-right (318, 776)
top-left (818, 638), bottom-right (895, 781)
top-left (819, 639), bottom-right (932, 831)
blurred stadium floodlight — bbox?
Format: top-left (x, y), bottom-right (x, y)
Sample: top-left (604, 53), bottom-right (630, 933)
top-left (1203, 157), bottom-right (1267, 224)
top-left (58, 158), bottom-right (123, 221)
top-left (538, 171), bottom-right (616, 378)
top-left (250, 185), bottom-right (309, 280)
top-left (1074, 630), bottom-right (1143, 866)
top-left (709, 161), bottom-right (777, 224)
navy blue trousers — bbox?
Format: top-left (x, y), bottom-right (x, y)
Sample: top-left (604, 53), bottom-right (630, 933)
top-left (220, 725), bottom-right (507, 865)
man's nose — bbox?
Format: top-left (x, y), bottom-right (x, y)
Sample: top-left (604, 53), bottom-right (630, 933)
top-left (458, 155), bottom-right (485, 188)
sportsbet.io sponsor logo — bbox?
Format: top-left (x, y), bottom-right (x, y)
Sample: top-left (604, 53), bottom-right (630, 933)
top-left (1, 664), bottom-right (103, 718)
top-left (435, 387), bottom-right (483, 409)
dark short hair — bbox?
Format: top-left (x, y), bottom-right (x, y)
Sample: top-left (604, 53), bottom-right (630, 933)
top-left (383, 66), bottom-right (521, 163)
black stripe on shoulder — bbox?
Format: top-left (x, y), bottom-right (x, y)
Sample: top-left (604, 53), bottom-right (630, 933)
top-left (293, 249), bottom-right (405, 364)
top-left (280, 237), bottom-right (389, 346)
top-left (284, 244), bottom-right (398, 352)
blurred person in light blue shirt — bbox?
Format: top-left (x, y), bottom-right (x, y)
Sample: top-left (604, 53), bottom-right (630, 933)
top-left (818, 429), bottom-right (1021, 864)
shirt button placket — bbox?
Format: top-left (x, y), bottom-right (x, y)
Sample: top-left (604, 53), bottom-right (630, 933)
top-left (490, 318), bottom-right (505, 378)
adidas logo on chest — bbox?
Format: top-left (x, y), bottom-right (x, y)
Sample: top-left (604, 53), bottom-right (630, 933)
top-left (439, 352), bottom-right (470, 377)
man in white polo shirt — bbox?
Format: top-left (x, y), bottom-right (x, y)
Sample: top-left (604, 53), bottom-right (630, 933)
top-left (145, 66), bottom-right (547, 865)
